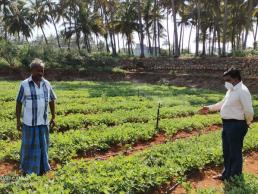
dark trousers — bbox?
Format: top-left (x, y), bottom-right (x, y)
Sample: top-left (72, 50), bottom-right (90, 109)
top-left (222, 119), bottom-right (248, 180)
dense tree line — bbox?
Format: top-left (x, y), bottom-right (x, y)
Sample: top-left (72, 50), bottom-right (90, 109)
top-left (0, 0), bottom-right (257, 57)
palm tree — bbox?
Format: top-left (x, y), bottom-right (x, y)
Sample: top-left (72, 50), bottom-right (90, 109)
top-left (79, 2), bottom-right (105, 53)
top-left (46, 0), bottom-right (61, 48)
top-left (59, 0), bottom-right (81, 50)
top-left (186, 0), bottom-right (201, 56)
top-left (195, 0), bottom-right (201, 56)
top-left (109, 0), bottom-right (119, 56)
top-left (177, 1), bottom-right (193, 54)
top-left (29, 0), bottom-right (50, 44)
top-left (155, 2), bottom-right (165, 56)
top-left (61, 1), bottom-right (105, 52)
top-left (94, 0), bottom-right (109, 53)
top-left (228, 1), bottom-right (245, 51)
top-left (95, 0), bottom-right (119, 56)
top-left (253, 9), bottom-right (258, 49)
top-left (180, 4), bottom-right (195, 54)
top-left (137, 0), bottom-right (145, 58)
top-left (143, 0), bottom-right (154, 55)
top-left (242, 0), bottom-right (256, 50)
top-left (171, 0), bottom-right (180, 57)
top-left (222, 0), bottom-right (228, 56)
top-left (199, 1), bottom-right (214, 56)
top-left (114, 0), bottom-right (139, 55)
top-left (0, 0), bottom-right (16, 40)
top-left (4, 0), bottom-right (33, 41)
top-left (153, 0), bottom-right (158, 56)
top-left (213, 0), bottom-right (222, 56)
top-left (166, 8), bottom-right (171, 55)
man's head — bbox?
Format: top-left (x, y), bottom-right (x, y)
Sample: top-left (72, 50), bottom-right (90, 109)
top-left (30, 58), bottom-right (45, 81)
top-left (223, 67), bottom-right (241, 86)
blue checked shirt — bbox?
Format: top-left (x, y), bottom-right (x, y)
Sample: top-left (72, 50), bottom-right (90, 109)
top-left (16, 76), bottom-right (57, 126)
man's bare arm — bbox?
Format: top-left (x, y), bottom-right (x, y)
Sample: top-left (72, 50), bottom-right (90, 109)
top-left (49, 101), bottom-right (56, 128)
top-left (16, 102), bottom-right (22, 131)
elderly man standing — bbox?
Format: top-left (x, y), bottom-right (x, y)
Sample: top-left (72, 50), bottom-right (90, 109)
top-left (16, 58), bottom-right (57, 176)
top-left (200, 68), bottom-right (254, 181)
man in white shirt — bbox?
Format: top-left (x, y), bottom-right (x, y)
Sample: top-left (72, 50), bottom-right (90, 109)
top-left (199, 68), bottom-right (254, 181)
top-left (16, 58), bottom-right (57, 176)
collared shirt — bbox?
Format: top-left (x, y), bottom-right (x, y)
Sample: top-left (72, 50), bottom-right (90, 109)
top-left (16, 76), bottom-right (57, 126)
top-left (208, 81), bottom-right (254, 124)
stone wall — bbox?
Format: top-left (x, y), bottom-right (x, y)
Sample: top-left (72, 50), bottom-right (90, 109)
top-left (121, 57), bottom-right (258, 78)
top-left (1, 57), bottom-right (258, 80)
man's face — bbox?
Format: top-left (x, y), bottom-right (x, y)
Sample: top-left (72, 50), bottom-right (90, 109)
top-left (31, 65), bottom-right (44, 81)
top-left (223, 75), bottom-right (237, 85)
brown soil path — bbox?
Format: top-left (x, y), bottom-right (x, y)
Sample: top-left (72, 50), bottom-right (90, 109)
top-left (171, 152), bottom-right (258, 194)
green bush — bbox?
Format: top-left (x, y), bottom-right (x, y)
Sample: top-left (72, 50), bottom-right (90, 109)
top-left (0, 40), bottom-right (19, 67)
top-left (18, 44), bottom-right (120, 70)
top-left (19, 44), bottom-right (57, 67)
top-left (228, 49), bottom-right (258, 57)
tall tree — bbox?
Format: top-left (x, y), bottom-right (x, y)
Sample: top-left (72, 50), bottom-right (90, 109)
top-left (0, 0), bottom-right (15, 40)
top-left (222, 0), bottom-right (228, 56)
top-left (195, 0), bottom-right (201, 56)
top-left (243, 0), bottom-right (256, 50)
top-left (253, 10), bottom-right (258, 49)
top-left (46, 0), bottom-right (61, 48)
top-left (4, 0), bottom-right (32, 41)
top-left (29, 0), bottom-right (51, 44)
top-left (114, 0), bottom-right (139, 55)
top-left (171, 0), bottom-right (180, 57)
top-left (143, 0), bottom-right (154, 55)
top-left (137, 0), bottom-right (145, 58)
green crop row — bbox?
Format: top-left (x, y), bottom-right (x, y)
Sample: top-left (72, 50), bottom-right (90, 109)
top-left (0, 121), bottom-right (17, 141)
top-left (0, 114), bottom-right (223, 164)
top-left (1, 123), bottom-right (258, 193)
top-left (160, 114), bottom-right (222, 135)
top-left (53, 105), bottom-right (199, 132)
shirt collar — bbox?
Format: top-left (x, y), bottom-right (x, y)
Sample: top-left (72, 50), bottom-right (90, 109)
top-left (28, 76), bottom-right (46, 87)
top-left (28, 76), bottom-right (45, 83)
top-left (232, 81), bottom-right (242, 91)
top-left (28, 76), bottom-right (33, 82)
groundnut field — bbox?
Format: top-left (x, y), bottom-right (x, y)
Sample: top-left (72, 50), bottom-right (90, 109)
top-left (0, 81), bottom-right (258, 193)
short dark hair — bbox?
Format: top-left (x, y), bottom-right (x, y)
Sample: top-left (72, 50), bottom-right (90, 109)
top-left (223, 68), bottom-right (242, 81)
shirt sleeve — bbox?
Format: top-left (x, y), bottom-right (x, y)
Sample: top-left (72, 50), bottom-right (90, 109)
top-left (208, 92), bottom-right (228, 112)
top-left (239, 89), bottom-right (254, 125)
top-left (208, 101), bottom-right (224, 112)
top-left (49, 86), bottom-right (57, 102)
top-left (16, 84), bottom-right (25, 103)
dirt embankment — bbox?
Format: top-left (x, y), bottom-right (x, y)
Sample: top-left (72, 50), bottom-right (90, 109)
top-left (1, 57), bottom-right (258, 92)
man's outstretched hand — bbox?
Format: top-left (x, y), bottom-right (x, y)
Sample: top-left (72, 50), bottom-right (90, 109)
top-left (199, 106), bottom-right (210, 115)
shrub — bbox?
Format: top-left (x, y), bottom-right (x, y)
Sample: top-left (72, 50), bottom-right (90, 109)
top-left (0, 40), bottom-right (19, 67)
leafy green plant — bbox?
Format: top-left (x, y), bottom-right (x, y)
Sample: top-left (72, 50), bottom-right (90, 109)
top-left (0, 40), bottom-right (19, 67)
